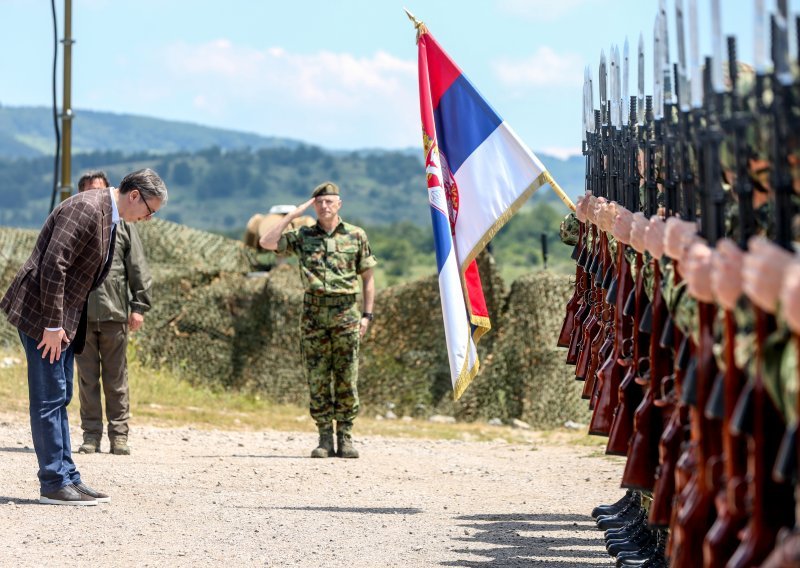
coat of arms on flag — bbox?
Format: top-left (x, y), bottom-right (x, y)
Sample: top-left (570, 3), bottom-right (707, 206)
top-left (408, 11), bottom-right (575, 399)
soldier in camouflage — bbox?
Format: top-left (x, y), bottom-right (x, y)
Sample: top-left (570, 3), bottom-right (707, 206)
top-left (260, 181), bottom-right (377, 459)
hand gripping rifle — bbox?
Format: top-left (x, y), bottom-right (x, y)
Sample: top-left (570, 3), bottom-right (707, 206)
top-left (702, 35), bottom-right (751, 567)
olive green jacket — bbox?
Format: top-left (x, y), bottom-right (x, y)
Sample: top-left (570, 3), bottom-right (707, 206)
top-left (86, 221), bottom-right (152, 323)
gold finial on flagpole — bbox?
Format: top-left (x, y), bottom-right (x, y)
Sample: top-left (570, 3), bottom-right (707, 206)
top-left (404, 8), bottom-right (427, 42)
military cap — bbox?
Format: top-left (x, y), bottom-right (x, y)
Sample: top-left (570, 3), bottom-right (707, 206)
top-left (312, 181), bottom-right (340, 198)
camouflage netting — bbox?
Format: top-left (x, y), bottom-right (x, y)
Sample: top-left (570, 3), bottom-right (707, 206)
top-left (0, 222), bottom-right (587, 427)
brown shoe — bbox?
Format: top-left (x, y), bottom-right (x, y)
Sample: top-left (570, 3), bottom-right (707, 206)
top-left (110, 437), bottom-right (131, 455)
top-left (40, 485), bottom-right (97, 506)
top-left (78, 435), bottom-right (101, 454)
top-left (72, 482), bottom-right (110, 503)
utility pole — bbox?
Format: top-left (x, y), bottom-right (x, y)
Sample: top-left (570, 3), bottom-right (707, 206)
top-left (59, 0), bottom-right (74, 202)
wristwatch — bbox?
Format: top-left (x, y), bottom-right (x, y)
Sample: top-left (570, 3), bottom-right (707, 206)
top-left (361, 312), bottom-right (374, 321)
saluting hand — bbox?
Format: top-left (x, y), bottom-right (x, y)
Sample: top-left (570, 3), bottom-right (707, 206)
top-left (38, 328), bottom-right (68, 363)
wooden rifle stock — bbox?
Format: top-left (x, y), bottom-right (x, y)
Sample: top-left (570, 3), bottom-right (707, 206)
top-left (621, 261), bottom-right (667, 491)
top-left (672, 302), bottom-right (721, 566)
top-left (702, 310), bottom-right (749, 567)
top-left (558, 224), bottom-right (585, 348)
top-left (590, 245), bottom-right (633, 435)
top-left (727, 310), bottom-right (795, 568)
top-left (606, 252), bottom-right (647, 455)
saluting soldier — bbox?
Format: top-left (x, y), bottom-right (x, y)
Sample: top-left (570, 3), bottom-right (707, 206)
top-left (260, 182), bottom-right (377, 459)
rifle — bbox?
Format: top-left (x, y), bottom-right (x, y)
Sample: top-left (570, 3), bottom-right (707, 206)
top-left (702, 35), bottom-right (751, 566)
top-left (727, 9), bottom-right (797, 567)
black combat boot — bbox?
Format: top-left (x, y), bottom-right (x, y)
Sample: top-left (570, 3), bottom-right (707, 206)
top-left (593, 490), bottom-right (635, 519)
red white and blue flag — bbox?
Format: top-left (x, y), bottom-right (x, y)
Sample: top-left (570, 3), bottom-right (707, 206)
top-left (416, 25), bottom-right (563, 399)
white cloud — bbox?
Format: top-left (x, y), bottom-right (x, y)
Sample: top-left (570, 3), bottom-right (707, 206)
top-left (147, 40), bottom-right (420, 147)
top-left (493, 47), bottom-right (584, 89)
top-left (539, 146), bottom-right (583, 160)
top-left (497, 0), bottom-right (599, 22)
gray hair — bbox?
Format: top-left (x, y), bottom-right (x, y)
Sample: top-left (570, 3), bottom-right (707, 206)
top-left (119, 168), bottom-right (168, 204)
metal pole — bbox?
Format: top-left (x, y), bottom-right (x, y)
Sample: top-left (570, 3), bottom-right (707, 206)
top-left (59, 0), bottom-right (74, 202)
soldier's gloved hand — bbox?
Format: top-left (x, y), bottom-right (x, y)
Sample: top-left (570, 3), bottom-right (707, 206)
top-left (711, 239), bottom-right (744, 311)
top-left (742, 236), bottom-right (795, 314)
top-left (129, 312), bottom-right (144, 332)
top-left (663, 217), bottom-right (698, 261)
top-left (612, 207), bottom-right (634, 244)
top-left (684, 242), bottom-right (714, 303)
top-left (644, 216), bottom-right (666, 259)
top-left (781, 261), bottom-right (800, 334)
top-left (629, 212), bottom-right (648, 253)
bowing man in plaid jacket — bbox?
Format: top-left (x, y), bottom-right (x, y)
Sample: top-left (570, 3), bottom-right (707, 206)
top-left (1, 168), bottom-right (167, 506)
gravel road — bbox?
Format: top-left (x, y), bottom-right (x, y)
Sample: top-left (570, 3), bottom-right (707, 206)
top-left (0, 412), bottom-right (623, 567)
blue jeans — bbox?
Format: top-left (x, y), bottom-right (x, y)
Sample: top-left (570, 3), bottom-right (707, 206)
top-left (19, 331), bottom-right (82, 493)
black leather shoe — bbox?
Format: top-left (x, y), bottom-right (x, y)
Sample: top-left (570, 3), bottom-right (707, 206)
top-left (597, 502), bottom-right (642, 531)
top-left (592, 490), bottom-right (634, 519)
top-left (40, 485), bottom-right (97, 506)
top-left (616, 530), bottom-right (666, 566)
top-left (604, 508), bottom-right (647, 540)
top-left (72, 482), bottom-right (110, 503)
top-left (608, 527), bottom-right (655, 557)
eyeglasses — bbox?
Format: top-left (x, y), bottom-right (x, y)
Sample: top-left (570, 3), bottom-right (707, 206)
top-left (140, 193), bottom-right (156, 218)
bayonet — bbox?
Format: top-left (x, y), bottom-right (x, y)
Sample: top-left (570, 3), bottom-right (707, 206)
top-left (689, 0), bottom-right (702, 107)
top-left (661, 0), bottom-right (672, 105)
top-left (623, 38), bottom-right (630, 126)
top-left (710, 0), bottom-right (724, 93)
top-left (754, 0), bottom-right (766, 74)
top-left (675, 0), bottom-right (690, 112)
top-left (600, 49), bottom-right (608, 124)
top-left (775, 0), bottom-right (792, 86)
top-left (654, 14), bottom-right (664, 119)
top-left (610, 46), bottom-right (619, 128)
top-left (638, 33), bottom-right (645, 124)
top-left (582, 68), bottom-right (588, 142)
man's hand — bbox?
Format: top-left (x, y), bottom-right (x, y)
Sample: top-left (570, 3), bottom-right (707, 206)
top-left (781, 262), bottom-right (800, 334)
top-left (742, 236), bottom-right (796, 313)
top-left (683, 242), bottom-right (714, 303)
top-left (129, 312), bottom-right (144, 332)
top-left (711, 239), bottom-right (744, 311)
top-left (644, 216), bottom-right (666, 259)
top-left (611, 206), bottom-right (633, 244)
top-left (259, 198), bottom-right (315, 250)
top-left (629, 212), bottom-right (649, 253)
top-left (359, 318), bottom-right (370, 339)
top-left (38, 328), bottom-right (68, 363)
top-left (664, 217), bottom-right (698, 261)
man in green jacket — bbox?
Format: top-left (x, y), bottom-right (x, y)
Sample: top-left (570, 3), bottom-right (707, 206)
top-left (75, 171), bottom-right (153, 455)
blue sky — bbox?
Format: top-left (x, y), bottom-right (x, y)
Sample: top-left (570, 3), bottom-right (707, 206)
top-left (0, 0), bottom-right (778, 157)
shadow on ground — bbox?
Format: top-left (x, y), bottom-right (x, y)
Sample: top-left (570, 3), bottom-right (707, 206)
top-left (442, 513), bottom-right (612, 567)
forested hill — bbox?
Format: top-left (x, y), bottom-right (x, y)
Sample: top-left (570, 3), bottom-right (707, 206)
top-left (0, 105), bottom-right (584, 232)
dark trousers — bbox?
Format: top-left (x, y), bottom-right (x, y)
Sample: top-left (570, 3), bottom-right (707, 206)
top-left (18, 331), bottom-right (82, 493)
top-left (75, 321), bottom-right (130, 439)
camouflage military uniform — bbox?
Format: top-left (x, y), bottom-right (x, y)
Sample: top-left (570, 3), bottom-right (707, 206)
top-left (276, 218), bottom-right (377, 436)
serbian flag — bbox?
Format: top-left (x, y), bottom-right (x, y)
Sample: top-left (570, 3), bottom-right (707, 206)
top-left (417, 24), bottom-right (566, 399)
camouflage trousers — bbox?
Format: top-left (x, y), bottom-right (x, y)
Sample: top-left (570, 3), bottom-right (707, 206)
top-left (301, 300), bottom-right (360, 432)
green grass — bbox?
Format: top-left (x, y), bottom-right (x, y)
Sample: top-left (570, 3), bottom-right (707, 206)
top-left (0, 345), bottom-right (595, 446)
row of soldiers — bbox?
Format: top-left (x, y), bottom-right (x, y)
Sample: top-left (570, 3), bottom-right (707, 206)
top-left (557, 2), bottom-right (800, 567)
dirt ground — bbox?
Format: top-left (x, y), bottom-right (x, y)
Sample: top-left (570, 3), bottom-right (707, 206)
top-left (0, 412), bottom-right (624, 567)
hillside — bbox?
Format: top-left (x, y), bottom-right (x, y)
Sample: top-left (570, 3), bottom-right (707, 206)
top-left (0, 105), bottom-right (585, 232)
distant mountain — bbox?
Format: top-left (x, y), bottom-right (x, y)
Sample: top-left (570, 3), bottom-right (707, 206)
top-left (0, 105), bottom-right (585, 232)
top-left (0, 105), bottom-right (301, 158)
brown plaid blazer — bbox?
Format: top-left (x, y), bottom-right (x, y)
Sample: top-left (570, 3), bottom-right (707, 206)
top-left (1, 189), bottom-right (115, 343)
